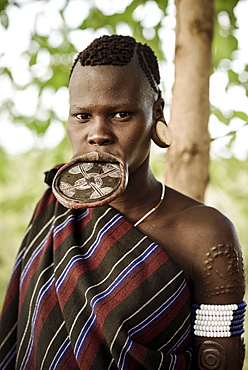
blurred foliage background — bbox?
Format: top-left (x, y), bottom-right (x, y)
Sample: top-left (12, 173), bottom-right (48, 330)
top-left (0, 0), bottom-right (248, 366)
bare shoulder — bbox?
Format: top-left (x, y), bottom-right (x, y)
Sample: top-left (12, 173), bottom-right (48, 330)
top-left (163, 187), bottom-right (238, 246)
top-left (164, 187), bottom-right (239, 244)
top-left (178, 196), bottom-right (238, 244)
top-left (160, 187), bottom-right (245, 303)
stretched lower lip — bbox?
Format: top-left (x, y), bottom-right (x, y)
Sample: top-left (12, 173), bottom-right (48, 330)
top-left (52, 152), bottom-right (128, 209)
top-left (71, 151), bottom-right (122, 163)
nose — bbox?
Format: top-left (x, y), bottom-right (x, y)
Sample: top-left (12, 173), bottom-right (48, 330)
top-left (87, 121), bottom-right (114, 146)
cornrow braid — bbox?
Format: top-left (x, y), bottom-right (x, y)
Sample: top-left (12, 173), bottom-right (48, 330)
top-left (69, 35), bottom-right (161, 95)
top-left (136, 43), bottom-right (160, 93)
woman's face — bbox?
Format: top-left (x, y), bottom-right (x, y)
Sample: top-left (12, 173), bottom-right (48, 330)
top-left (67, 57), bottom-right (163, 175)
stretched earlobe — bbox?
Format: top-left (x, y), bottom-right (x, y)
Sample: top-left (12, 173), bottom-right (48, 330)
top-left (153, 120), bottom-right (172, 148)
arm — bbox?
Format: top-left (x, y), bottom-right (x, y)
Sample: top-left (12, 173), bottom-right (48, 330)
top-left (190, 208), bottom-right (246, 369)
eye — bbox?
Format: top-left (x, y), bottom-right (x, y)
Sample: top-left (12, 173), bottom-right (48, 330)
top-left (113, 112), bottom-right (130, 119)
top-left (74, 113), bottom-right (91, 121)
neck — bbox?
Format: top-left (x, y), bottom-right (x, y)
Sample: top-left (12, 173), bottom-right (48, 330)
top-left (110, 158), bottom-right (161, 224)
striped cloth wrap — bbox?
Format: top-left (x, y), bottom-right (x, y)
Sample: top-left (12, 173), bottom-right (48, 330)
top-left (0, 185), bottom-right (193, 369)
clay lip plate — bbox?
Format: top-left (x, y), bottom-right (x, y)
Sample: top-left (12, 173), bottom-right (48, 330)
top-left (52, 152), bottom-right (128, 209)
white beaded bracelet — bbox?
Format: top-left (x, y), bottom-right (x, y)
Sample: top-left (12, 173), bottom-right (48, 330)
top-left (192, 301), bottom-right (246, 338)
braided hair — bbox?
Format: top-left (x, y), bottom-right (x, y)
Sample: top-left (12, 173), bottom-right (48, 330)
top-left (70, 35), bottom-right (161, 96)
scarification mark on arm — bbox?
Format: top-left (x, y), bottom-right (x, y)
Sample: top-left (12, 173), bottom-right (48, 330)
top-left (202, 243), bottom-right (245, 298)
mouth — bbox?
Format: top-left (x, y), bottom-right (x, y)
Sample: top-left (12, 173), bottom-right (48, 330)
top-left (52, 152), bottom-right (128, 209)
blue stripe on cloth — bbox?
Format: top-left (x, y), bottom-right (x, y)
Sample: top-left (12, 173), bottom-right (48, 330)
top-left (168, 354), bottom-right (177, 370)
top-left (130, 279), bottom-right (186, 336)
top-left (0, 343), bottom-right (17, 370)
top-left (20, 229), bottom-right (54, 287)
top-left (55, 213), bottom-right (124, 292)
top-left (53, 210), bottom-right (89, 237)
top-left (18, 275), bottom-right (55, 370)
top-left (48, 337), bottom-right (71, 370)
top-left (167, 320), bottom-right (191, 354)
top-left (53, 215), bottom-right (78, 237)
top-left (90, 243), bottom-right (159, 307)
top-left (74, 242), bottom-right (159, 360)
top-left (20, 210), bottom-right (87, 289)
top-left (118, 279), bottom-right (186, 369)
top-left (11, 249), bottom-right (25, 276)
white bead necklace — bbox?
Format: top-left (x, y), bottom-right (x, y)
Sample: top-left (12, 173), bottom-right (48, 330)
top-left (134, 183), bottom-right (165, 227)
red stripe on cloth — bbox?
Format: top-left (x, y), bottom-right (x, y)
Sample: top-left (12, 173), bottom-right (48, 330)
top-left (26, 283), bottom-right (79, 369)
top-left (53, 209), bottom-right (93, 251)
top-left (28, 283), bottom-right (58, 366)
top-left (33, 189), bottom-right (55, 220)
top-left (176, 334), bottom-right (192, 356)
top-left (124, 342), bottom-right (148, 370)
top-left (174, 353), bottom-right (186, 369)
top-left (133, 284), bottom-right (190, 346)
top-left (3, 355), bottom-right (16, 370)
top-left (77, 321), bottom-right (105, 369)
top-left (57, 346), bottom-right (79, 369)
top-left (56, 218), bottom-right (132, 310)
top-left (1, 265), bottom-right (21, 316)
top-left (19, 230), bottom-right (54, 310)
top-left (60, 240), bottom-right (168, 367)
top-left (94, 248), bottom-right (168, 327)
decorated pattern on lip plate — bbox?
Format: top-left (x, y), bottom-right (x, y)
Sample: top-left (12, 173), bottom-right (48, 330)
top-left (58, 162), bottom-right (122, 202)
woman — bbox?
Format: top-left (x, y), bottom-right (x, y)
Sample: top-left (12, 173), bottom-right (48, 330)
top-left (0, 35), bottom-right (245, 369)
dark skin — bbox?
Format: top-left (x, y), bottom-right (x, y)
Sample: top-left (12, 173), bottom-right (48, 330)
top-left (68, 56), bottom-right (245, 369)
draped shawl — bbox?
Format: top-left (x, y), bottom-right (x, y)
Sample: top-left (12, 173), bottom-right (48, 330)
top-left (0, 185), bottom-right (193, 369)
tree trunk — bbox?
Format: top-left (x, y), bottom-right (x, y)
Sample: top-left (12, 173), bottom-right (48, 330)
top-left (166, 0), bottom-right (214, 202)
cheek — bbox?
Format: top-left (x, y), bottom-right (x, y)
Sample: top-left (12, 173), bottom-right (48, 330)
top-left (66, 122), bottom-right (82, 156)
top-left (124, 128), bottom-right (151, 167)
top-left (66, 121), bottom-right (73, 142)
top-left (67, 120), bottom-right (81, 143)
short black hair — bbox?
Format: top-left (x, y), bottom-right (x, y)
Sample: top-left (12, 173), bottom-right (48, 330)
top-left (70, 35), bottom-right (161, 95)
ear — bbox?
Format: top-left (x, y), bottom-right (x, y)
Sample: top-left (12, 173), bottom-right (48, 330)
top-left (153, 97), bottom-right (165, 119)
top-left (151, 98), bottom-right (172, 148)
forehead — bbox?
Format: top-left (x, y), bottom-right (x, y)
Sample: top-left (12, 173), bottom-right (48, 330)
top-left (69, 57), bottom-right (154, 103)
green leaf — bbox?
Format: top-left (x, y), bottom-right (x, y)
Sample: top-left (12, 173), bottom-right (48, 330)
top-left (215, 0), bottom-right (239, 27)
top-left (29, 53), bottom-right (37, 67)
top-left (0, 9), bottom-right (8, 28)
top-left (211, 107), bottom-right (232, 125)
top-left (156, 0), bottom-right (169, 13)
top-left (212, 30), bottom-right (238, 67)
top-left (227, 69), bottom-right (240, 84)
top-left (0, 0), bottom-right (8, 12)
top-left (233, 111), bottom-right (248, 121)
top-left (1, 67), bottom-right (13, 81)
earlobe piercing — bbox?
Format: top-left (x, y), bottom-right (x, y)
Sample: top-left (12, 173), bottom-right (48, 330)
top-left (155, 120), bottom-right (172, 148)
